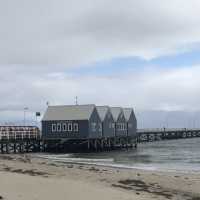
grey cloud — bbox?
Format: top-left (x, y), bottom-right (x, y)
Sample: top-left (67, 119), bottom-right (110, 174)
top-left (0, 0), bottom-right (200, 67)
top-left (0, 65), bottom-right (200, 126)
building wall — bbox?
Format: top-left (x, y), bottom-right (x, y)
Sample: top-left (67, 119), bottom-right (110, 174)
top-left (127, 111), bottom-right (137, 138)
top-left (102, 110), bottom-right (115, 138)
top-left (115, 112), bottom-right (127, 137)
top-left (89, 108), bottom-right (102, 138)
top-left (41, 120), bottom-right (89, 139)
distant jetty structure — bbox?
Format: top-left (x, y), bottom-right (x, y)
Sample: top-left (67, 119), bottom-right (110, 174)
top-left (137, 128), bottom-right (200, 142)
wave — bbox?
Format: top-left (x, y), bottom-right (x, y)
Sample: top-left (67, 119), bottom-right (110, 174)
top-left (37, 154), bottom-right (114, 164)
top-left (35, 154), bottom-right (200, 174)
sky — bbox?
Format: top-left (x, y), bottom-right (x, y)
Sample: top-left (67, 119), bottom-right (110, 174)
top-left (0, 0), bottom-right (200, 127)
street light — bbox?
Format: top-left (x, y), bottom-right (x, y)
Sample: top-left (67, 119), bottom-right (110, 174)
top-left (24, 107), bottom-right (28, 126)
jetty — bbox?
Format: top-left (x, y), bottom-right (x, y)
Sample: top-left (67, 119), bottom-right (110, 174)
top-left (137, 128), bottom-right (200, 143)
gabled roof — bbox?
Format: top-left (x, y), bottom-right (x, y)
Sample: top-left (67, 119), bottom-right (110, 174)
top-left (110, 107), bottom-right (123, 121)
top-left (42, 104), bottom-right (95, 121)
top-left (123, 108), bottom-right (133, 121)
top-left (96, 106), bottom-right (109, 121)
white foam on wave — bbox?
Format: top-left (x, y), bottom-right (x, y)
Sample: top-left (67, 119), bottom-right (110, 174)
top-left (36, 154), bottom-right (114, 164)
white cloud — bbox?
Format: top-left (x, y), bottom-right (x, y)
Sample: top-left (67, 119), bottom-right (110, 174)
top-left (0, 0), bottom-right (200, 68)
top-left (0, 65), bottom-right (199, 115)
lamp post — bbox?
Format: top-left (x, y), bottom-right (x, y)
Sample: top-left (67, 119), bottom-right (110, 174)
top-left (24, 107), bottom-right (28, 126)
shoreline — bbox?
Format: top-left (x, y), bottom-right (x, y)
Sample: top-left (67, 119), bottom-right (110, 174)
top-left (34, 153), bottom-right (200, 175)
top-left (0, 154), bottom-right (200, 200)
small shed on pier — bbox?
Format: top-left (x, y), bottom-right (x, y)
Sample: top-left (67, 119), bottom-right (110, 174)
top-left (96, 106), bottom-right (115, 138)
top-left (123, 108), bottom-right (137, 138)
top-left (110, 107), bottom-right (127, 137)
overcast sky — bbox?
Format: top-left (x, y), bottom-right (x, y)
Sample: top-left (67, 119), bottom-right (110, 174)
top-left (0, 0), bottom-right (200, 126)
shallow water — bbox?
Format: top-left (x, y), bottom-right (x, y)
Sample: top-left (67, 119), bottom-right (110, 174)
top-left (38, 138), bottom-right (200, 173)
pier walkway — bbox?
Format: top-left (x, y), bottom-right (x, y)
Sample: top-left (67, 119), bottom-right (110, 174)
top-left (137, 128), bottom-right (200, 142)
top-left (1, 127), bottom-right (200, 153)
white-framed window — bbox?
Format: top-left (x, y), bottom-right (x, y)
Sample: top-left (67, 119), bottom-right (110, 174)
top-left (57, 123), bottom-right (62, 132)
top-left (52, 124), bottom-right (57, 132)
top-left (125, 123), bottom-right (127, 130)
top-left (68, 123), bottom-right (72, 132)
top-left (73, 123), bottom-right (79, 132)
top-left (91, 122), bottom-right (96, 132)
top-left (63, 123), bottom-right (67, 131)
top-left (99, 123), bottom-right (102, 132)
top-left (112, 123), bottom-right (115, 129)
top-left (122, 123), bottom-right (125, 131)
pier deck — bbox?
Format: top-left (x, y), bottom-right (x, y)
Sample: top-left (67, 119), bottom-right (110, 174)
top-left (0, 128), bottom-right (200, 153)
top-left (137, 128), bottom-right (200, 142)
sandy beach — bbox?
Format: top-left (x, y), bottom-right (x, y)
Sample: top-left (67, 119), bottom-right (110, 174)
top-left (0, 154), bottom-right (200, 200)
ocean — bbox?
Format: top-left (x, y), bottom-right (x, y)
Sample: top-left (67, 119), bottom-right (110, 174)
top-left (38, 137), bottom-right (200, 173)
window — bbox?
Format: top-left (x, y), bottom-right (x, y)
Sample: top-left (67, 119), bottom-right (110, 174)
top-left (124, 123), bottom-right (127, 130)
top-left (91, 122), bottom-right (96, 132)
top-left (52, 124), bottom-right (57, 132)
top-left (57, 123), bottom-right (62, 132)
top-left (63, 123), bottom-right (67, 131)
top-left (112, 123), bottom-right (115, 129)
top-left (99, 123), bottom-right (102, 132)
top-left (122, 123), bottom-right (125, 130)
top-left (68, 123), bottom-right (72, 132)
top-left (73, 123), bottom-right (79, 132)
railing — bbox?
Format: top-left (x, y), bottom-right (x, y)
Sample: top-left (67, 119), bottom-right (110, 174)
top-left (137, 128), bottom-right (200, 133)
top-left (0, 126), bottom-right (40, 140)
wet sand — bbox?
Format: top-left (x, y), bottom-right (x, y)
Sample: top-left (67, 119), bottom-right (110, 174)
top-left (0, 154), bottom-right (200, 200)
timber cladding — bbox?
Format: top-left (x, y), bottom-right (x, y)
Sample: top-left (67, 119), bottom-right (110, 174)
top-left (41, 104), bottom-right (137, 140)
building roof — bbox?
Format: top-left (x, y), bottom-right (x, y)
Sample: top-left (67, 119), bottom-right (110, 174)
top-left (42, 104), bottom-right (95, 121)
top-left (96, 106), bottom-right (109, 121)
top-left (110, 107), bottom-right (123, 121)
top-left (123, 108), bottom-right (133, 121)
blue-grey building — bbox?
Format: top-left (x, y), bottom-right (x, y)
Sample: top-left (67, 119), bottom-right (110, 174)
top-left (96, 106), bottom-right (115, 138)
top-left (42, 104), bottom-right (102, 139)
top-left (123, 108), bottom-right (137, 138)
top-left (110, 107), bottom-right (127, 137)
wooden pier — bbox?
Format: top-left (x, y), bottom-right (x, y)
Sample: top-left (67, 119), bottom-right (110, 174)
top-left (1, 127), bottom-right (200, 153)
top-left (137, 128), bottom-right (200, 143)
top-left (0, 136), bottom-right (137, 153)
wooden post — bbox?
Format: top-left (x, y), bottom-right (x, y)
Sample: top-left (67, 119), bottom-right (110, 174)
top-left (147, 134), bottom-right (150, 142)
top-left (126, 137), bottom-right (128, 150)
top-left (0, 143), bottom-right (3, 153)
top-left (94, 139), bottom-right (97, 151)
top-left (6, 143), bottom-right (9, 154)
top-left (108, 138), bottom-right (111, 150)
top-left (101, 139), bottom-right (104, 150)
top-left (14, 142), bottom-right (16, 153)
top-left (19, 143), bottom-right (22, 153)
top-left (87, 139), bottom-right (90, 150)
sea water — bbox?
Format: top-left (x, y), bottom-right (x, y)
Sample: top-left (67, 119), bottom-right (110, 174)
top-left (38, 138), bottom-right (200, 173)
